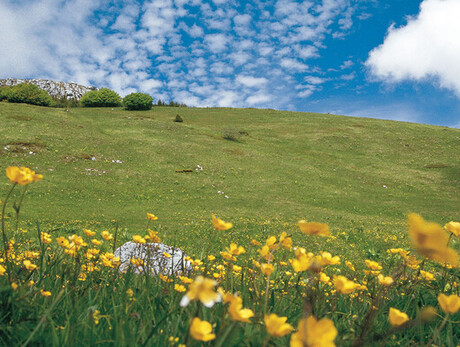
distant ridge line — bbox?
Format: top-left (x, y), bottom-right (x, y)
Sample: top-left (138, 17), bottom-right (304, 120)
top-left (0, 78), bottom-right (97, 100)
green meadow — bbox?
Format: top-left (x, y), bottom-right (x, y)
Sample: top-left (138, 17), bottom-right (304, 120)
top-left (1, 102), bottom-right (458, 256)
top-left (0, 102), bottom-right (459, 346)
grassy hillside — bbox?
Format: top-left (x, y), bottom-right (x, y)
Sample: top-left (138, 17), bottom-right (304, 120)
top-left (0, 102), bottom-right (458, 257)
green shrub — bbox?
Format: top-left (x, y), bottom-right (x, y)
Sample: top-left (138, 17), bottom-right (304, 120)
top-left (2, 83), bottom-right (52, 106)
top-left (123, 92), bottom-right (153, 110)
top-left (0, 86), bottom-right (14, 101)
top-left (51, 96), bottom-right (80, 108)
top-left (81, 88), bottom-right (122, 107)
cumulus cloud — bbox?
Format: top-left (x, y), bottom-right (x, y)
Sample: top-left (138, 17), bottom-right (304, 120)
top-left (236, 75), bottom-right (268, 87)
top-left (366, 0), bottom-right (460, 97)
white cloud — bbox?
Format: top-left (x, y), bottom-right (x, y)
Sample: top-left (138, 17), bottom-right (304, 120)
top-left (246, 93), bottom-right (271, 105)
top-left (366, 0), bottom-right (460, 97)
top-left (233, 14), bottom-right (251, 26)
top-left (204, 33), bottom-right (228, 52)
top-left (236, 75), bottom-right (268, 87)
top-left (280, 59), bottom-right (309, 71)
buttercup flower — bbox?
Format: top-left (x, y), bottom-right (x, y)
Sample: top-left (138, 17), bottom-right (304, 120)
top-left (147, 213), bottom-right (158, 221)
top-left (333, 275), bottom-right (359, 294)
top-left (0, 265), bottom-right (6, 276)
top-left (40, 290), bottom-right (52, 297)
top-left (180, 276), bottom-right (221, 308)
top-left (84, 229), bottom-right (96, 237)
top-left (212, 214), bottom-right (233, 231)
top-left (101, 231), bottom-right (114, 241)
top-left (189, 317), bottom-right (216, 342)
top-left (298, 221), bottom-right (330, 236)
top-left (290, 316), bottom-right (337, 347)
top-left (40, 232), bottom-right (52, 244)
top-left (407, 214), bottom-right (459, 267)
top-left (378, 274), bottom-right (394, 286)
top-left (133, 235), bottom-right (146, 244)
top-left (345, 261), bottom-right (355, 271)
top-left (389, 308), bottom-right (409, 327)
top-left (261, 263), bottom-right (274, 276)
top-left (23, 260), bottom-right (37, 271)
top-left (265, 313), bottom-right (294, 337)
top-left (437, 293), bottom-right (460, 314)
top-left (279, 232), bottom-right (293, 249)
top-left (6, 166), bottom-right (43, 185)
top-left (228, 294), bottom-right (254, 323)
top-left (444, 221), bottom-right (460, 237)
top-left (174, 284), bottom-right (186, 293)
top-left (226, 243), bottom-right (246, 255)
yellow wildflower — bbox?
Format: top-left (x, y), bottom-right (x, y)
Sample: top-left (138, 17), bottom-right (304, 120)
top-left (220, 251), bottom-right (236, 261)
top-left (174, 284), bottom-right (186, 292)
top-left (23, 260), bottom-right (37, 271)
top-left (179, 276), bottom-right (193, 284)
top-left (56, 236), bottom-right (70, 248)
top-left (159, 273), bottom-right (173, 282)
top-left (226, 243), bottom-right (246, 255)
top-left (289, 248), bottom-right (314, 272)
top-left (407, 214), bottom-right (459, 267)
top-left (147, 213), bottom-right (158, 221)
top-left (279, 232), bottom-right (292, 249)
top-left (126, 289), bottom-right (134, 297)
top-left (180, 276), bottom-right (221, 308)
top-left (11, 283), bottom-right (18, 290)
top-left (212, 214), bottom-right (232, 231)
top-left (266, 236), bottom-right (278, 250)
top-left (92, 310), bottom-right (101, 325)
top-left (40, 232), bottom-right (52, 244)
top-left (189, 317), bottom-right (215, 342)
top-left (345, 261), bottom-right (355, 271)
top-left (378, 274), bottom-right (394, 286)
top-left (444, 221), bottom-right (460, 237)
top-left (91, 239), bottom-right (102, 246)
top-left (69, 235), bottom-right (87, 247)
top-left (232, 265), bottom-right (242, 272)
top-left (132, 235), bottom-right (145, 244)
top-left (6, 166), bottom-right (43, 185)
top-left (420, 270), bottom-right (435, 281)
top-left (261, 263), bottom-right (274, 276)
top-left (40, 290), bottom-right (52, 297)
top-left (84, 229), bottom-right (96, 237)
top-left (0, 265), bottom-right (6, 276)
top-left (227, 294), bottom-right (254, 323)
top-left (207, 255), bottom-right (216, 261)
top-left (319, 272), bottom-right (330, 284)
top-left (290, 316), bottom-right (337, 347)
top-left (264, 313), bottom-right (294, 337)
top-left (437, 293), bottom-right (460, 314)
top-left (251, 239), bottom-right (262, 246)
top-left (130, 258), bottom-right (144, 267)
top-left (298, 221), bottom-right (330, 236)
top-left (101, 230), bottom-right (113, 241)
top-left (145, 229), bottom-right (162, 243)
top-left (333, 275), bottom-right (359, 294)
top-left (365, 260), bottom-right (382, 271)
top-left (258, 245), bottom-right (273, 261)
top-left (318, 252), bottom-right (340, 266)
top-left (389, 308), bottom-right (409, 327)
top-left (163, 252), bottom-right (171, 258)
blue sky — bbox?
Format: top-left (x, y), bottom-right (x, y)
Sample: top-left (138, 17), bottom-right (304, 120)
top-left (1, 0), bottom-right (460, 128)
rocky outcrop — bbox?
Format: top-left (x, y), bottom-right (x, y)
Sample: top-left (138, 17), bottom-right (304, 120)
top-left (0, 78), bottom-right (96, 100)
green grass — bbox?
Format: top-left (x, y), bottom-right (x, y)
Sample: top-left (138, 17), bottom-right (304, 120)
top-left (0, 102), bottom-right (459, 346)
top-left (0, 102), bottom-right (458, 257)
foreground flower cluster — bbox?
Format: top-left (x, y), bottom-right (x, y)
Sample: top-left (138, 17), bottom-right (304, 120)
top-left (0, 166), bottom-right (459, 346)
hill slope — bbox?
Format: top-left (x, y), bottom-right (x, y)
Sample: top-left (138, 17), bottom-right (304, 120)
top-left (0, 103), bottom-right (458, 256)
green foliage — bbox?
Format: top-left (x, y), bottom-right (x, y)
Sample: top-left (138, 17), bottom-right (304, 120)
top-left (51, 96), bottom-right (80, 108)
top-left (81, 88), bottom-right (122, 107)
top-left (1, 84), bottom-right (52, 106)
top-left (0, 86), bottom-right (14, 101)
top-left (123, 92), bottom-right (153, 111)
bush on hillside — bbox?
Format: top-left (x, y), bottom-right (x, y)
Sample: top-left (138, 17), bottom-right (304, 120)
top-left (0, 86), bottom-right (14, 101)
top-left (123, 92), bottom-right (153, 110)
top-left (81, 88), bottom-right (122, 107)
top-left (1, 83), bottom-right (53, 106)
top-left (52, 96), bottom-right (80, 108)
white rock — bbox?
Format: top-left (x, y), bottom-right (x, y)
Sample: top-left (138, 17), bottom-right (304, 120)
top-left (114, 241), bottom-right (192, 276)
top-left (0, 78), bottom-right (96, 100)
